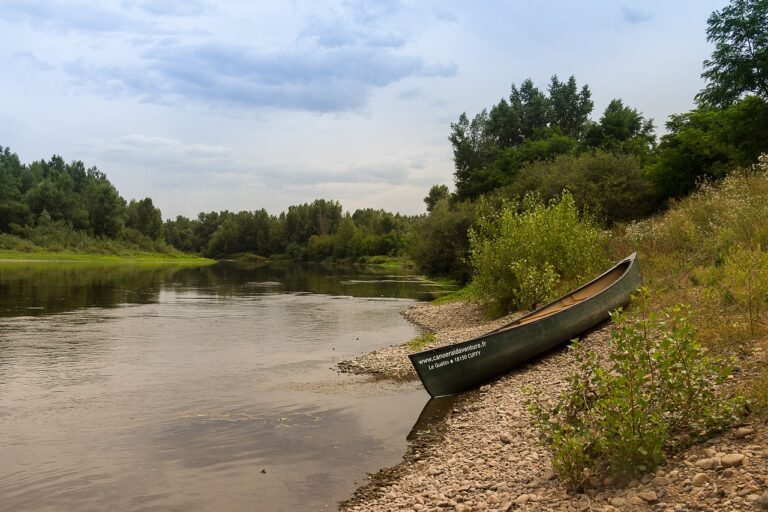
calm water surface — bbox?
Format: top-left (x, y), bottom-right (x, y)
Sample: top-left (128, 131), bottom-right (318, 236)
top-left (0, 262), bottom-right (454, 511)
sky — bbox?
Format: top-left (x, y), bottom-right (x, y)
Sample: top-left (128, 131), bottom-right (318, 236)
top-left (0, 0), bottom-right (726, 219)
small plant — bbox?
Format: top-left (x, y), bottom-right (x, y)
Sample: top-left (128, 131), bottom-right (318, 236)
top-left (529, 291), bottom-right (743, 489)
top-left (407, 332), bottom-right (436, 352)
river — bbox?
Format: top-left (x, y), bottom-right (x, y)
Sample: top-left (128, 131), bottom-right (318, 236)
top-left (0, 261), bottom-right (453, 511)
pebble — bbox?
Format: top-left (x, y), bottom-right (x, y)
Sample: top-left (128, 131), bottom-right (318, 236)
top-left (720, 454), bottom-right (745, 468)
top-left (695, 458), bottom-right (717, 470)
top-left (637, 490), bottom-right (659, 503)
top-left (692, 473), bottom-right (710, 487)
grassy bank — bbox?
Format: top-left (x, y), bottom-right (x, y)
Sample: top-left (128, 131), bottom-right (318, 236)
top-left (0, 250), bottom-right (214, 264)
top-left (0, 228), bottom-right (213, 264)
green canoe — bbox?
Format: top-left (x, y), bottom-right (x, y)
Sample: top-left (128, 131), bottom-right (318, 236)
top-left (409, 253), bottom-right (642, 397)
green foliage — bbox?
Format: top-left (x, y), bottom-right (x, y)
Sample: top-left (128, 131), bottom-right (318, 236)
top-left (530, 296), bottom-right (743, 488)
top-left (583, 99), bottom-right (656, 158)
top-left (407, 332), bottom-right (436, 352)
top-left (697, 0), bottom-right (768, 107)
top-left (649, 96), bottom-right (768, 200)
top-left (501, 150), bottom-right (655, 224)
top-left (126, 198), bottom-right (163, 240)
top-left (469, 192), bottom-right (609, 314)
top-left (284, 199), bottom-right (343, 246)
top-left (408, 198), bottom-right (476, 282)
top-left (164, 205), bottom-right (412, 261)
top-left (424, 184), bottom-right (450, 212)
top-left (450, 76), bottom-right (594, 200)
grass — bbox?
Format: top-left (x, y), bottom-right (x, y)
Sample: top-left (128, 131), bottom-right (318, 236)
top-left (0, 249), bottom-right (214, 264)
top-left (431, 282), bottom-right (475, 305)
top-left (357, 255), bottom-right (416, 269)
top-left (407, 332), bottom-right (436, 352)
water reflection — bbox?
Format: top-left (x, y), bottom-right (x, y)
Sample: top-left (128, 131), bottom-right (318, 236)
top-left (0, 261), bottom-right (446, 511)
top-left (407, 395), bottom-right (461, 441)
top-left (0, 261), bottom-right (456, 318)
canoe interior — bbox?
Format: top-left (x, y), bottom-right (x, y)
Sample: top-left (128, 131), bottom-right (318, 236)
top-left (491, 264), bottom-right (628, 333)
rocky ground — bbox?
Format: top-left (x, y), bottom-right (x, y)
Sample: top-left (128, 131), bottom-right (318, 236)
top-left (338, 301), bottom-right (768, 512)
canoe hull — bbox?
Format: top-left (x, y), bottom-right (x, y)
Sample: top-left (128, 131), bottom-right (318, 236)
top-left (408, 254), bottom-right (642, 397)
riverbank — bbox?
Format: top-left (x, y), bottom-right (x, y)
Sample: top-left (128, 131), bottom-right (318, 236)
top-left (0, 249), bottom-right (214, 264)
top-left (339, 300), bottom-right (768, 512)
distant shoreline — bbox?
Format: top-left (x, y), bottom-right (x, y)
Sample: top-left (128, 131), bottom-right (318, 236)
top-left (0, 250), bottom-right (215, 264)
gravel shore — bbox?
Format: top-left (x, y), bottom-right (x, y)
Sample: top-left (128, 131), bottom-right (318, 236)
top-left (338, 301), bottom-right (768, 512)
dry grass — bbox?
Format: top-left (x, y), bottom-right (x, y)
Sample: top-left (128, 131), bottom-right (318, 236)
top-left (613, 155), bottom-right (768, 418)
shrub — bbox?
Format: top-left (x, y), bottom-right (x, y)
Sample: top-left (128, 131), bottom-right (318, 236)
top-left (469, 192), bottom-right (609, 315)
top-left (530, 294), bottom-right (743, 489)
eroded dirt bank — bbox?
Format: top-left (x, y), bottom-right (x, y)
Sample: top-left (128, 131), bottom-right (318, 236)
top-left (339, 301), bottom-right (768, 512)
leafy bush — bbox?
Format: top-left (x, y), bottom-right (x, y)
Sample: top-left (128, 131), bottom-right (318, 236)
top-left (530, 295), bottom-right (743, 489)
top-left (469, 192), bottom-right (609, 315)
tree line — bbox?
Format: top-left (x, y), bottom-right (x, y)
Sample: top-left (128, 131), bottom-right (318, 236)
top-left (163, 201), bottom-right (414, 260)
top-left (0, 148), bottom-right (415, 260)
top-left (413, 0), bottom-right (768, 281)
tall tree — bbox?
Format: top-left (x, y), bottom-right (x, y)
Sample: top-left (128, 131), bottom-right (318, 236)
top-left (424, 184), bottom-right (450, 212)
top-left (0, 146), bottom-right (29, 231)
top-left (126, 198), bottom-right (163, 240)
top-left (697, 0), bottom-right (768, 106)
top-left (548, 75), bottom-right (594, 138)
top-left (584, 99), bottom-right (655, 156)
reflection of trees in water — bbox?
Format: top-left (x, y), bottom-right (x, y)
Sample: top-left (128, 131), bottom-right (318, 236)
top-left (176, 262), bottom-right (453, 300)
top-left (0, 262), bottom-right (456, 318)
top-left (0, 263), bottom-right (188, 317)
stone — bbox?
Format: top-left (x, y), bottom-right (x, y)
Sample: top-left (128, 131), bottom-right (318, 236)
top-left (734, 427), bottom-right (753, 439)
top-left (695, 458), bottom-right (717, 470)
top-left (651, 476), bottom-right (671, 487)
top-left (609, 497), bottom-right (626, 507)
top-left (757, 492), bottom-right (768, 509)
top-left (514, 494), bottom-right (529, 505)
top-left (637, 491), bottom-right (658, 503)
top-left (720, 453), bottom-right (745, 468)
top-left (692, 473), bottom-right (710, 487)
